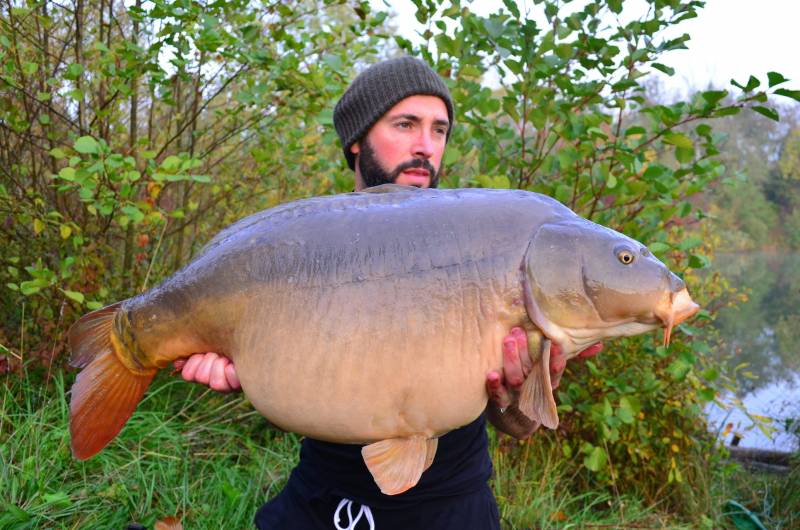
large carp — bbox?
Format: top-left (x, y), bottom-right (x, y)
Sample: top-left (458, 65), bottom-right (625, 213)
top-left (68, 185), bottom-right (698, 495)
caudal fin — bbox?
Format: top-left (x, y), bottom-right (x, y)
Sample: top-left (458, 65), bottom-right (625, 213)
top-left (68, 303), bottom-right (156, 460)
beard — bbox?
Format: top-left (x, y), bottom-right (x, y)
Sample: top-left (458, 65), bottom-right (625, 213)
top-left (357, 138), bottom-right (441, 189)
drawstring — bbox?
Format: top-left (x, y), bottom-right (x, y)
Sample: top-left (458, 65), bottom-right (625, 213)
top-left (333, 498), bottom-right (375, 530)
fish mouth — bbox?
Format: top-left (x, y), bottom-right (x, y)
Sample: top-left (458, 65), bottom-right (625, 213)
top-left (655, 288), bottom-right (700, 346)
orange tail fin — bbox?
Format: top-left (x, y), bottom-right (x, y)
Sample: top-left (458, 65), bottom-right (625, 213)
top-left (68, 303), bottom-right (156, 460)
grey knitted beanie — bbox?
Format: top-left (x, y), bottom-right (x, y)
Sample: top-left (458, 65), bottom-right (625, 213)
top-left (333, 56), bottom-right (454, 170)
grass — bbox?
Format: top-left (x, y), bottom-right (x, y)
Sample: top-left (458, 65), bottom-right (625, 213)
top-left (2, 368), bottom-right (798, 529)
top-left (1, 369), bottom-right (298, 529)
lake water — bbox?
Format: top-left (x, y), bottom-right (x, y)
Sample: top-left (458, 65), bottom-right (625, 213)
top-left (704, 252), bottom-right (800, 452)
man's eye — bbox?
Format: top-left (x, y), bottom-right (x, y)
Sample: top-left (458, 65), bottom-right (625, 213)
top-left (397, 121), bottom-right (412, 129)
top-left (434, 128), bottom-right (448, 136)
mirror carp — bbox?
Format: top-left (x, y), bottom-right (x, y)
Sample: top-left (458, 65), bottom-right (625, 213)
top-left (68, 185), bottom-right (699, 495)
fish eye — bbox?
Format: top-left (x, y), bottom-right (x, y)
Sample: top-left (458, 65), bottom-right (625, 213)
top-left (616, 248), bottom-right (636, 265)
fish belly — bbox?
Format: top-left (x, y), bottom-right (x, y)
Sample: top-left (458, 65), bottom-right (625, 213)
top-left (233, 270), bottom-right (520, 444)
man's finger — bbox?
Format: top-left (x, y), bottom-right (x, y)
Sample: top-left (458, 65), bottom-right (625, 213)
top-left (486, 371), bottom-right (512, 410)
top-left (510, 327), bottom-right (532, 375)
top-left (180, 354), bottom-right (204, 382)
top-left (225, 362), bottom-right (241, 391)
top-left (502, 337), bottom-right (525, 388)
top-left (194, 352), bottom-right (219, 385)
top-left (209, 357), bottom-right (229, 392)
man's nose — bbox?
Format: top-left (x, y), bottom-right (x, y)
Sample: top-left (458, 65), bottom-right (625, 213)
top-left (412, 130), bottom-right (434, 159)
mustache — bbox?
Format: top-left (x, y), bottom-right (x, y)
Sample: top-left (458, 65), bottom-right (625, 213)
top-left (391, 158), bottom-right (437, 178)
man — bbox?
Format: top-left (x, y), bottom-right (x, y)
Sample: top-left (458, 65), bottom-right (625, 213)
top-left (178, 56), bottom-right (601, 529)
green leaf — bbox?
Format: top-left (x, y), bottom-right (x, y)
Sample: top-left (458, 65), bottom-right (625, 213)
top-left (651, 63), bottom-right (675, 76)
top-left (714, 107), bottom-right (742, 117)
top-left (699, 387), bottom-right (716, 401)
top-left (695, 124), bottom-right (712, 137)
top-left (677, 236), bottom-right (703, 251)
top-left (443, 147), bottom-right (461, 166)
top-left (74, 136), bottom-right (99, 154)
top-left (476, 174), bottom-right (511, 189)
top-left (62, 289), bottom-right (84, 303)
top-left (675, 146), bottom-right (694, 164)
top-left (667, 358), bottom-right (692, 381)
top-left (50, 147), bottom-right (67, 159)
top-left (86, 301), bottom-right (103, 310)
top-left (743, 75), bottom-right (760, 91)
top-left (603, 398), bottom-right (613, 418)
top-left (625, 126), bottom-right (646, 137)
top-left (752, 106), bottom-right (779, 122)
top-left (617, 397), bottom-right (635, 424)
top-left (688, 253), bottom-right (710, 268)
top-left (502, 0), bottom-right (520, 18)
top-left (663, 133), bottom-right (693, 149)
top-left (767, 71), bottom-right (788, 87)
top-left (58, 167), bottom-right (76, 181)
top-left (160, 155), bottom-right (182, 173)
top-left (774, 88), bottom-right (800, 102)
top-left (648, 241), bottom-right (670, 253)
top-left (121, 205), bottom-right (145, 223)
top-left (583, 445), bottom-right (607, 472)
top-left (64, 63), bottom-right (84, 80)
top-left (701, 90), bottom-right (727, 106)
top-left (19, 281), bottom-right (42, 296)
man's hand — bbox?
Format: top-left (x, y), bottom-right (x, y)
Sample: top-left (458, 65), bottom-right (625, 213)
top-left (174, 352), bottom-right (241, 393)
top-left (486, 327), bottom-right (602, 439)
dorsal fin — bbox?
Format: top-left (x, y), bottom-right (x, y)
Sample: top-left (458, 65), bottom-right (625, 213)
top-left (361, 183), bottom-right (421, 194)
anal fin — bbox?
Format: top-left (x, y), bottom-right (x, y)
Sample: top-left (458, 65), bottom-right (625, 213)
top-left (362, 436), bottom-right (436, 495)
top-left (519, 337), bottom-right (559, 429)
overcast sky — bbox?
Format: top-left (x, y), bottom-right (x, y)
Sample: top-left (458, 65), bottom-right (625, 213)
top-left (375, 0), bottom-right (800, 98)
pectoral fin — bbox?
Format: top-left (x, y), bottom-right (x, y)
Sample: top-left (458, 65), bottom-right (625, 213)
top-left (518, 337), bottom-right (559, 429)
top-left (362, 436), bottom-right (437, 495)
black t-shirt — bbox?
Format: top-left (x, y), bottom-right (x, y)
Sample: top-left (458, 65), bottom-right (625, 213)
top-left (291, 414), bottom-right (493, 509)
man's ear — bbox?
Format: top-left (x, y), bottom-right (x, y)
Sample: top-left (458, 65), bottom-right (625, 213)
top-left (350, 141), bottom-right (360, 155)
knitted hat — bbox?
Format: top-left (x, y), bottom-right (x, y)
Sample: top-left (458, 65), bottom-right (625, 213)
top-left (333, 56), bottom-right (454, 170)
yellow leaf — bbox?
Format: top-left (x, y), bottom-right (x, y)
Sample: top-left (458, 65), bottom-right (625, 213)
top-left (33, 218), bottom-right (45, 235)
top-left (722, 423), bottom-right (733, 438)
top-left (671, 444), bottom-right (680, 453)
top-left (60, 225), bottom-right (72, 239)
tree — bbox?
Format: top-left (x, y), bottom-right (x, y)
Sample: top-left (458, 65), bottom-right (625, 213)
top-left (0, 0), bottom-right (388, 365)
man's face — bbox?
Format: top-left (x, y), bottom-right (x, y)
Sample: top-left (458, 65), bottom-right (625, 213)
top-left (351, 95), bottom-right (449, 190)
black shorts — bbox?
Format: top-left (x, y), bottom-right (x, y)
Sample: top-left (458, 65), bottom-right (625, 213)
top-left (254, 480), bottom-right (500, 530)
